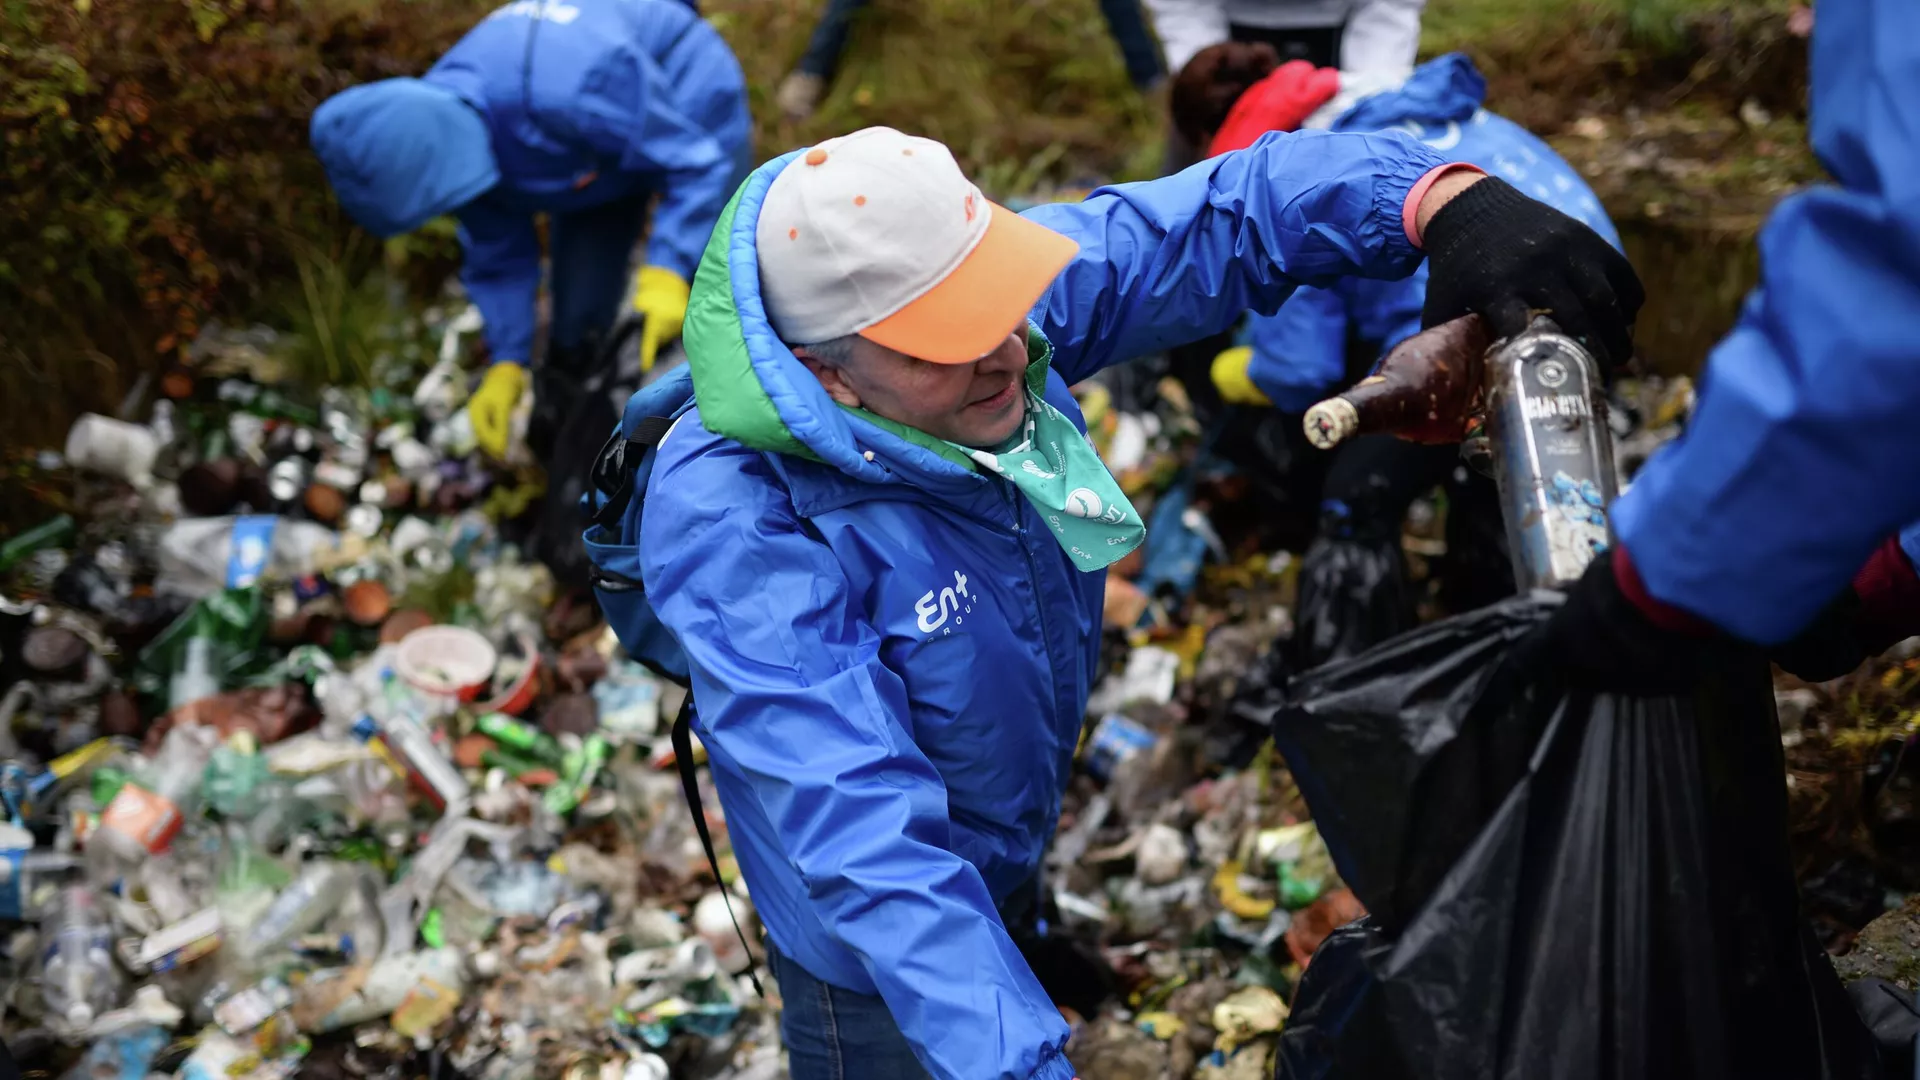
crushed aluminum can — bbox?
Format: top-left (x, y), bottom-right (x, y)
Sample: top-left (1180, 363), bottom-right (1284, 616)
top-left (267, 458), bottom-right (311, 505)
top-left (313, 460), bottom-right (361, 491)
top-left (344, 503), bottom-right (384, 539)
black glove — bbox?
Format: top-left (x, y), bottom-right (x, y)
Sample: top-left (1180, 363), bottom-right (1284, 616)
top-left (1770, 587), bottom-right (1869, 683)
top-left (1421, 176), bottom-right (1646, 368)
top-left (1509, 551), bottom-right (1729, 696)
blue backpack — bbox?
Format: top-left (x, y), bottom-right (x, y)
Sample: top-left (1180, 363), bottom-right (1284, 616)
top-left (580, 363), bottom-right (767, 993)
top-left (581, 364), bottom-right (700, 684)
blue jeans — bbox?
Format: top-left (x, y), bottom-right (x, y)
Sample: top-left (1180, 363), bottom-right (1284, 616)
top-left (1098, 0), bottom-right (1166, 89)
top-left (547, 194), bottom-right (651, 359)
top-left (769, 947), bottom-right (932, 1080)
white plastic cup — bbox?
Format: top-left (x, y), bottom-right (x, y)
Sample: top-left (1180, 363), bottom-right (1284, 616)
top-left (64, 414), bottom-right (160, 487)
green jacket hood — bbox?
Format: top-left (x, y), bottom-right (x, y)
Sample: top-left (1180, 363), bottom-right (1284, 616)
top-left (680, 151), bottom-right (1051, 488)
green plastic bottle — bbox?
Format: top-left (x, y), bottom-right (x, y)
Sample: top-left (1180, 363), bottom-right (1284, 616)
top-left (0, 515), bottom-right (76, 572)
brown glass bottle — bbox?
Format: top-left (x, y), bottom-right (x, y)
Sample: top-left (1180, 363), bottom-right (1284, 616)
top-left (1301, 314), bottom-right (1491, 449)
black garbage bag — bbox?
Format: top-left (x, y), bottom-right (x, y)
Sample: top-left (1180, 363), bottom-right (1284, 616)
top-left (1270, 919), bottom-right (1410, 1080)
top-left (1847, 979), bottom-right (1919, 1078)
top-left (524, 318), bottom-right (643, 590)
top-left (1290, 531), bottom-right (1412, 670)
top-left (1291, 434), bottom-right (1467, 671)
top-left (1433, 461), bottom-right (1514, 617)
top-left (1266, 596), bottom-right (1883, 1080)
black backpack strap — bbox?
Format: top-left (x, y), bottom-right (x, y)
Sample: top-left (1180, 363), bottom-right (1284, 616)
top-left (630, 413), bottom-right (676, 448)
top-left (671, 695), bottom-right (765, 996)
top-left (589, 412), bottom-right (679, 533)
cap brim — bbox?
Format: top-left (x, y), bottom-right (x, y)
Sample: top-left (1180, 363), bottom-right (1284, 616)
top-left (859, 202), bottom-right (1079, 364)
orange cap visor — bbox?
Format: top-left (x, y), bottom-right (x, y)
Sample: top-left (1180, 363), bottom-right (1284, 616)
top-left (859, 201), bottom-right (1080, 364)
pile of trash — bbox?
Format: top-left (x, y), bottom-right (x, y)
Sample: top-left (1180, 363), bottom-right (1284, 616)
top-left (0, 307), bottom-right (774, 1079)
top-left (4, 276), bottom-right (1908, 1080)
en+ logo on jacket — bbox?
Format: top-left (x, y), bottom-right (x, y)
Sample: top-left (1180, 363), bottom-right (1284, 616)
top-left (915, 569), bottom-right (975, 636)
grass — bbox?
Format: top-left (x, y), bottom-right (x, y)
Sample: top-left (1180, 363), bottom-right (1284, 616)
top-left (274, 230), bottom-right (389, 390)
top-left (706, 0), bottom-right (1163, 192)
top-left (702, 0), bottom-right (1807, 196)
top-left (1422, 0), bottom-right (1792, 56)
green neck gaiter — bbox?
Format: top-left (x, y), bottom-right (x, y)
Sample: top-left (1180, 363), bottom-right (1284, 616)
top-left (947, 387), bottom-right (1145, 573)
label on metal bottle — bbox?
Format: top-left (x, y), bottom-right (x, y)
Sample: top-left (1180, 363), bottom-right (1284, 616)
top-left (1485, 326), bottom-right (1618, 590)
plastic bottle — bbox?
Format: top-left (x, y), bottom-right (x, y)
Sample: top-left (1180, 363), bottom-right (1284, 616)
top-left (379, 711), bottom-right (470, 810)
top-left (134, 853), bottom-right (203, 926)
top-left (0, 849), bottom-right (84, 921)
top-left (295, 947), bottom-right (466, 1032)
top-left (40, 886), bottom-right (123, 1033)
top-left (96, 725), bottom-right (217, 861)
top-left (168, 635), bottom-right (224, 713)
top-left (235, 861), bottom-right (351, 963)
top-left (0, 514), bottom-right (77, 573)
top-left (202, 733), bottom-right (271, 818)
top-left (155, 516), bottom-right (339, 596)
top-left (1302, 314), bottom-right (1493, 449)
top-left (475, 712), bottom-right (562, 765)
top-left (56, 1021), bottom-right (168, 1079)
top-left (215, 379), bottom-right (321, 425)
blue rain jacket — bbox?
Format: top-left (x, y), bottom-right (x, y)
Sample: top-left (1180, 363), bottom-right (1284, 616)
top-left (312, 0), bottom-right (748, 365)
top-left (1614, 0), bottom-right (1920, 643)
top-left (625, 130), bottom-right (1448, 1079)
top-left (1242, 54), bottom-right (1620, 410)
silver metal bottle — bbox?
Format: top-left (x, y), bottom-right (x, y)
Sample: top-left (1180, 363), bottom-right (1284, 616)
top-left (1483, 319), bottom-right (1617, 591)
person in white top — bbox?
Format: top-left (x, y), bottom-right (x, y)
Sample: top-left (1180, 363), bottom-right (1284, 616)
top-left (1144, 0), bottom-right (1425, 78)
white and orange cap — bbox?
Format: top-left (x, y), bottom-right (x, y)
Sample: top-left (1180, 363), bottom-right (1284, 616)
top-left (756, 127), bottom-right (1080, 364)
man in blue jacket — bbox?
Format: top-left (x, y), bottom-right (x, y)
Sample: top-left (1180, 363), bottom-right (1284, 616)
top-left (1505, 0), bottom-right (1920, 691)
top-left (618, 125), bottom-right (1635, 1078)
top-left (309, 0), bottom-right (750, 460)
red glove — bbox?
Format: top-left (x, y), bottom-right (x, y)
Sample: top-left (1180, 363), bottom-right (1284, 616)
top-left (1207, 60), bottom-right (1342, 157)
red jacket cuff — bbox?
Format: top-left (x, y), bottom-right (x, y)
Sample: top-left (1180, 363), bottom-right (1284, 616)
top-left (1852, 535), bottom-right (1920, 652)
top-left (1401, 163), bottom-right (1486, 247)
top-left (1612, 545), bottom-right (1715, 636)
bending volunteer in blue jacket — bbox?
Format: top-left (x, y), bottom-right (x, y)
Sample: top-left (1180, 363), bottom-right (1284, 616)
top-left (1506, 0), bottom-right (1920, 692)
top-left (310, 0), bottom-right (749, 458)
top-left (1235, 54), bottom-right (1619, 410)
top-left (1165, 51), bottom-right (1626, 665)
top-left (612, 126), bottom-right (1636, 1079)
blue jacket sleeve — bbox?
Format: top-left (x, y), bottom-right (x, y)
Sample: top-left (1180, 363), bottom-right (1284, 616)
top-left (456, 201), bottom-right (540, 365)
top-left (1902, 520), bottom-right (1920, 572)
top-left (1346, 263), bottom-right (1428, 356)
top-left (642, 440), bottom-right (1074, 1080)
top-left (1244, 264), bottom-right (1428, 410)
top-left (1613, 0), bottom-right (1920, 644)
top-left (1244, 287), bottom-right (1350, 412)
top-left (1023, 129), bottom-right (1449, 385)
top-left (575, 47), bottom-right (745, 282)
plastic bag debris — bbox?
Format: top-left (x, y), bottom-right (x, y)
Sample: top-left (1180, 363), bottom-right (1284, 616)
top-left (1210, 985), bottom-right (1287, 1053)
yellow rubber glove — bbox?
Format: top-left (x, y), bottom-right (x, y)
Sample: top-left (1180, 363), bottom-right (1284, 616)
top-left (1210, 345), bottom-right (1273, 407)
top-left (468, 361), bottom-right (527, 460)
top-left (631, 265), bottom-right (691, 373)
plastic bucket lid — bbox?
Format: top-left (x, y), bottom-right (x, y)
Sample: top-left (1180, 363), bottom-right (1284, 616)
top-left (394, 626), bottom-right (497, 700)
